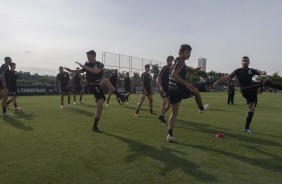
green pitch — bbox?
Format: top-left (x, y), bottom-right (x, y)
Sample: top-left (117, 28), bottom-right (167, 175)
top-left (0, 92), bottom-right (281, 184)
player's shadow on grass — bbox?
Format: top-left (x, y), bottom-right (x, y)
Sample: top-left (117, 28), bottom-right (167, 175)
top-left (258, 105), bottom-right (280, 110)
top-left (66, 107), bottom-right (94, 117)
top-left (176, 119), bottom-right (281, 147)
top-left (176, 142), bottom-right (282, 173)
top-left (2, 117), bottom-right (33, 131)
top-left (80, 103), bottom-right (96, 108)
top-left (103, 132), bottom-right (218, 182)
top-left (14, 110), bottom-right (36, 120)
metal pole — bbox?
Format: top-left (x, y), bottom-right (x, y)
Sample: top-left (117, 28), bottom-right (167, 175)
top-left (142, 58), bottom-right (144, 73)
top-left (119, 54), bottom-right (121, 72)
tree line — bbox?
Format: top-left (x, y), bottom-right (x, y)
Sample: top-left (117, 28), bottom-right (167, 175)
top-left (17, 64), bottom-right (282, 89)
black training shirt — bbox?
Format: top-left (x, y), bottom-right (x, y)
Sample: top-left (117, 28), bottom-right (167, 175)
top-left (169, 57), bottom-right (186, 89)
top-left (0, 64), bottom-right (10, 84)
top-left (56, 71), bottom-right (70, 87)
top-left (124, 76), bottom-right (131, 88)
top-left (82, 61), bottom-right (104, 83)
top-left (73, 73), bottom-right (81, 86)
top-left (8, 70), bottom-right (19, 87)
top-left (229, 68), bottom-right (261, 88)
top-left (141, 72), bottom-right (152, 90)
top-left (158, 65), bottom-right (170, 91)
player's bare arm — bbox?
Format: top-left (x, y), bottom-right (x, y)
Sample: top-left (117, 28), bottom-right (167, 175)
top-left (213, 75), bottom-right (231, 87)
top-left (157, 76), bottom-right (164, 93)
top-left (1, 71), bottom-right (7, 88)
top-left (64, 66), bottom-right (84, 73)
top-left (186, 66), bottom-right (202, 73)
top-left (75, 61), bottom-right (102, 74)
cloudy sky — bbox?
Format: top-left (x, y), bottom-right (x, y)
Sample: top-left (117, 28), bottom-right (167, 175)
top-left (1, 0), bottom-right (282, 76)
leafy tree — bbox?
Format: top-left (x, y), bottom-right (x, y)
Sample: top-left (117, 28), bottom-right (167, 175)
top-left (150, 64), bottom-right (160, 79)
top-left (206, 70), bottom-right (226, 84)
top-left (268, 72), bottom-right (282, 84)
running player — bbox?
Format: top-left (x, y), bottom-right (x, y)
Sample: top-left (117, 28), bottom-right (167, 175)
top-left (214, 56), bottom-right (282, 133)
top-left (6, 63), bottom-right (21, 110)
top-left (106, 69), bottom-right (121, 106)
top-left (0, 57), bottom-right (12, 116)
top-left (157, 55), bottom-right (174, 125)
top-left (134, 64), bottom-right (156, 116)
top-left (124, 72), bottom-right (131, 103)
top-left (64, 50), bottom-right (129, 132)
top-left (166, 44), bottom-right (209, 142)
top-left (56, 66), bottom-right (71, 108)
top-left (72, 67), bottom-right (84, 104)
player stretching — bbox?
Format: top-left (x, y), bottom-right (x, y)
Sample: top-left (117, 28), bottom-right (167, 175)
top-left (56, 66), bottom-right (71, 108)
top-left (157, 55), bottom-right (174, 125)
top-left (0, 57), bottom-right (12, 116)
top-left (106, 69), bottom-right (121, 106)
top-left (72, 67), bottom-right (84, 104)
top-left (6, 63), bottom-right (21, 110)
top-left (134, 64), bottom-right (156, 116)
top-left (214, 56), bottom-right (282, 133)
top-left (64, 50), bottom-right (129, 132)
top-left (166, 44), bottom-right (209, 142)
top-left (124, 72), bottom-right (131, 103)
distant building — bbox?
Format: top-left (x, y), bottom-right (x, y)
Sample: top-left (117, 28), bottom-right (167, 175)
top-left (198, 58), bottom-right (207, 72)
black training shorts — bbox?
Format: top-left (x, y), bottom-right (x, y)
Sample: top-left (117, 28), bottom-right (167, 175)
top-left (60, 85), bottom-right (70, 94)
top-left (169, 86), bottom-right (194, 105)
top-left (142, 88), bottom-right (152, 96)
top-left (9, 86), bottom-right (18, 96)
top-left (88, 84), bottom-right (106, 102)
top-left (241, 87), bottom-right (258, 106)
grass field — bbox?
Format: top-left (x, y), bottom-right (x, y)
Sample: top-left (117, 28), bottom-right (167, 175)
top-left (0, 92), bottom-right (282, 184)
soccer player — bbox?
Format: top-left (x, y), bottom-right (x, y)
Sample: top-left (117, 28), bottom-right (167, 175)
top-left (134, 64), bottom-right (156, 116)
top-left (214, 56), bottom-right (282, 133)
top-left (6, 63), bottom-right (21, 110)
top-left (106, 69), bottom-right (121, 106)
top-left (227, 79), bottom-right (236, 105)
top-left (124, 72), bottom-right (131, 103)
top-left (0, 57), bottom-right (12, 116)
top-left (56, 66), bottom-right (71, 108)
top-left (166, 44), bottom-right (209, 142)
top-left (72, 67), bottom-right (84, 104)
top-left (64, 50), bottom-right (129, 132)
top-left (157, 55), bottom-right (174, 125)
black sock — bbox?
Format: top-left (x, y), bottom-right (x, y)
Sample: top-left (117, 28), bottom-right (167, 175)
top-left (93, 118), bottom-right (100, 128)
top-left (136, 109), bottom-right (139, 114)
top-left (14, 103), bottom-right (17, 108)
top-left (3, 107), bottom-right (6, 114)
top-left (113, 90), bottom-right (120, 97)
top-left (116, 97), bottom-right (121, 103)
top-left (245, 112), bottom-right (254, 129)
top-left (80, 96), bottom-right (82, 101)
top-left (150, 109), bottom-right (153, 113)
top-left (106, 97), bottom-right (110, 104)
top-left (199, 105), bottom-right (204, 111)
top-left (168, 129), bottom-right (173, 137)
top-left (7, 99), bottom-right (12, 105)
